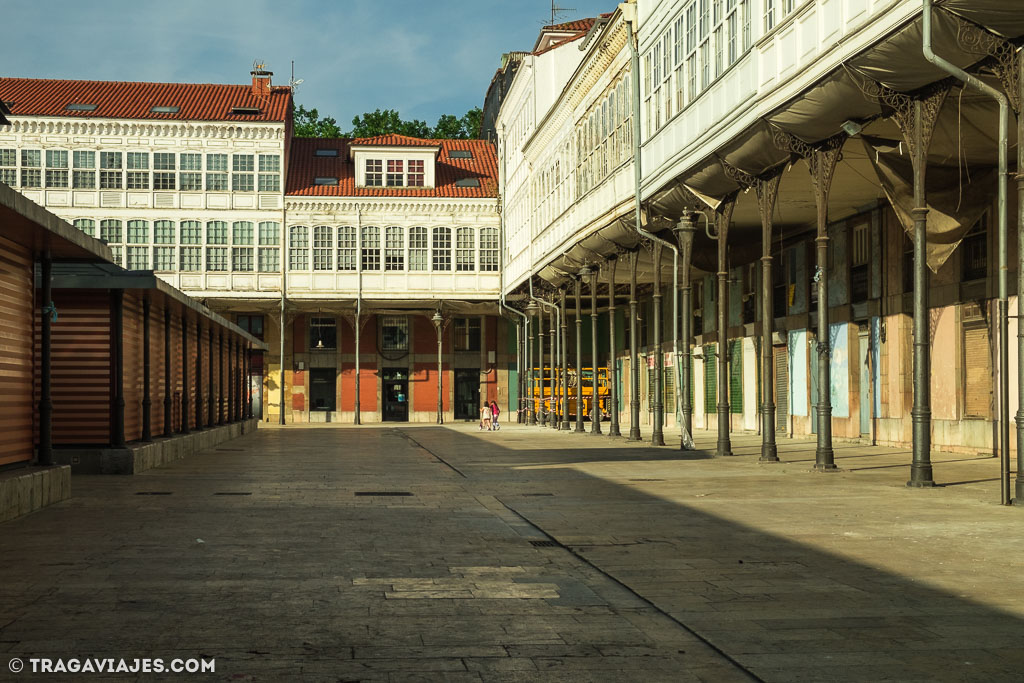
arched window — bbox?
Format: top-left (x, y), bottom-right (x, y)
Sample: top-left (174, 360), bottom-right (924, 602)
top-left (179, 221), bottom-right (201, 272)
top-left (289, 226), bottom-right (309, 271)
top-left (258, 222), bottom-right (280, 272)
top-left (206, 220), bottom-right (227, 244)
top-left (126, 220), bottom-right (148, 244)
top-left (456, 227), bottom-right (475, 272)
top-left (232, 221), bottom-right (254, 245)
top-left (432, 227), bottom-right (451, 271)
top-left (361, 226), bottom-right (380, 271)
top-left (73, 219), bottom-right (95, 238)
top-left (479, 227), bottom-right (499, 272)
top-left (385, 226), bottom-right (404, 271)
top-left (337, 226), bottom-right (356, 271)
top-left (313, 225), bottom-right (333, 270)
top-left (154, 220), bottom-right (175, 244)
top-left (408, 227), bottom-right (428, 271)
top-left (100, 219), bottom-right (123, 266)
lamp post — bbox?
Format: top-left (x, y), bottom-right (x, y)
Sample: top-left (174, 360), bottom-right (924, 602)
top-left (525, 301), bottom-right (540, 425)
top-left (432, 310), bottom-right (444, 424)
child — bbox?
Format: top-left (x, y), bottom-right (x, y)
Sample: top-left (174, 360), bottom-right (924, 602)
top-left (490, 401), bottom-right (500, 430)
top-left (479, 403), bottom-right (492, 430)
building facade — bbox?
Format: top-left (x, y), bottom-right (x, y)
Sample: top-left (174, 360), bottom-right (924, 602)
top-left (0, 72), bottom-right (510, 425)
top-left (493, 0), bottom-right (1024, 487)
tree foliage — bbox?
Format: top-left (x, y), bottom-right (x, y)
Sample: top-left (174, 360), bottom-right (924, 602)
top-left (293, 104), bottom-right (483, 140)
top-left (292, 104), bottom-right (342, 138)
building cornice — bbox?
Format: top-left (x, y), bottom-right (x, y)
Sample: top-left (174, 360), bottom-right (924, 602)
top-left (2, 116), bottom-right (285, 140)
top-left (284, 196), bottom-right (499, 216)
top-left (524, 14), bottom-right (629, 161)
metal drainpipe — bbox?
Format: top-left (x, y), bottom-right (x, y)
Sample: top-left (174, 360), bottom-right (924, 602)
top-left (1016, 51), bottom-right (1024, 504)
top-left (607, 258), bottom-right (621, 437)
top-left (628, 249), bottom-right (642, 440)
top-left (549, 307), bottom-right (557, 429)
top-left (922, 0), bottom-right (1009, 499)
top-left (497, 123), bottom-right (530, 423)
top-left (625, 10), bottom-right (681, 445)
top-left (354, 207), bottom-right (362, 426)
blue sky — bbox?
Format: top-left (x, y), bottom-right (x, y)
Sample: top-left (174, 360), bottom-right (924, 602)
top-left (4, 0), bottom-right (615, 129)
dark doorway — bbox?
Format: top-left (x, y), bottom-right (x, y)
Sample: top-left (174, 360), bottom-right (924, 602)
top-left (454, 369), bottom-right (479, 421)
top-left (310, 368), bottom-right (336, 412)
top-left (382, 368), bottom-right (409, 422)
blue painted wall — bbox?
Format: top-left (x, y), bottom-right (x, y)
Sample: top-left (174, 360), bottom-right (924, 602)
top-left (830, 322), bottom-right (849, 418)
top-left (790, 329), bottom-right (808, 416)
top-left (828, 222), bottom-right (849, 307)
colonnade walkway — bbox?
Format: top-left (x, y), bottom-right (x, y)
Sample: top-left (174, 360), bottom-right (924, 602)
top-left (1, 423), bottom-right (1022, 682)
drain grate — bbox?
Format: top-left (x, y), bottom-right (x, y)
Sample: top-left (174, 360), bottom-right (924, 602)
top-left (530, 540), bottom-right (561, 548)
top-left (135, 491), bottom-right (172, 496)
top-left (354, 491), bottom-right (413, 497)
top-left (214, 492), bottom-right (252, 496)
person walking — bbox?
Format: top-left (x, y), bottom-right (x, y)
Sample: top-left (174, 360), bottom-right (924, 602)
top-left (479, 402), bottom-right (492, 431)
top-left (490, 401), bottom-right (500, 431)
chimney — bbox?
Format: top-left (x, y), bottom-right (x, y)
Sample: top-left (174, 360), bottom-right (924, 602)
top-left (251, 68), bottom-right (273, 98)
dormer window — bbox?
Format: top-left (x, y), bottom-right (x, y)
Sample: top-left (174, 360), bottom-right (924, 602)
top-left (408, 160), bottom-right (424, 187)
top-left (386, 160), bottom-right (403, 187)
top-left (366, 159), bottom-right (382, 186)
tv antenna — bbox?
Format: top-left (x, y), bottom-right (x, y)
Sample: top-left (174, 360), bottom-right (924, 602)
top-left (290, 60), bottom-right (304, 95)
top-left (550, 1), bottom-right (575, 25)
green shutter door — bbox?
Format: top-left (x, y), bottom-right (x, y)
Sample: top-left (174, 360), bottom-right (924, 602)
top-left (729, 340), bottom-right (742, 414)
top-left (704, 345), bottom-right (717, 414)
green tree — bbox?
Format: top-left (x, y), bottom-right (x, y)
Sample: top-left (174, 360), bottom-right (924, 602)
top-left (292, 104), bottom-right (342, 138)
top-left (459, 107), bottom-right (483, 140)
top-left (349, 108), bottom-right (431, 138)
top-left (432, 113), bottom-right (465, 139)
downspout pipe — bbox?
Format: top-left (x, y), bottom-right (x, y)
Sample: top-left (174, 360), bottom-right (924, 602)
top-left (922, 0), bottom-right (1010, 503)
top-left (497, 125), bottom-right (529, 422)
top-left (624, 5), bottom-right (681, 444)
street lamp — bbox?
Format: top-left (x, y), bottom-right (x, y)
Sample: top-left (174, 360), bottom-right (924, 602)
top-left (525, 300), bottom-right (540, 425)
top-left (432, 310), bottom-right (444, 424)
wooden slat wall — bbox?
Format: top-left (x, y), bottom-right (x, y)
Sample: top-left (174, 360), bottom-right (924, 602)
top-left (123, 293), bottom-right (143, 442)
top-left (200, 325), bottom-right (211, 425)
top-left (187, 318), bottom-right (197, 430)
top-left (150, 304), bottom-right (166, 436)
top-left (964, 325), bottom-right (991, 418)
top-left (0, 236), bottom-right (35, 466)
top-left (45, 290), bottom-right (111, 445)
top-left (171, 311), bottom-right (183, 433)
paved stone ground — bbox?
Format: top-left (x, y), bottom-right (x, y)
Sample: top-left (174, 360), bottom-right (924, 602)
top-left (0, 422), bottom-right (1022, 682)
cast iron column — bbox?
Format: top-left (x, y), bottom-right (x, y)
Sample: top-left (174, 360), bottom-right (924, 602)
top-left (38, 251), bottom-right (53, 465)
top-left (607, 257), bottom-right (621, 437)
top-left (628, 250), bottom-right (641, 440)
top-left (673, 215), bottom-right (698, 449)
top-left (758, 176), bottom-right (782, 462)
top-left (549, 307), bottom-right (557, 429)
top-left (589, 267), bottom-right (602, 435)
top-left (908, 99), bottom-right (934, 486)
top-left (226, 337), bottom-right (233, 424)
top-left (141, 296), bottom-right (152, 442)
top-left (652, 242), bottom-right (665, 446)
top-left (163, 308), bottom-right (172, 436)
top-left (574, 279), bottom-right (584, 432)
top-left (537, 307), bottom-right (545, 426)
top-left (560, 290), bottom-right (570, 430)
top-left (527, 311), bottom-right (535, 425)
top-left (433, 313), bottom-right (444, 424)
top-left (112, 289), bottom-right (126, 447)
top-left (715, 205), bottom-right (733, 457)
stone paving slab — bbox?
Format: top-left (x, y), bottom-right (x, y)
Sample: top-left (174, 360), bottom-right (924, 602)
top-left (0, 425), bottom-right (754, 682)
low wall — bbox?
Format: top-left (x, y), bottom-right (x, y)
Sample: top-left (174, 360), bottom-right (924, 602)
top-left (53, 419), bottom-right (259, 475)
top-left (0, 465), bottom-right (71, 523)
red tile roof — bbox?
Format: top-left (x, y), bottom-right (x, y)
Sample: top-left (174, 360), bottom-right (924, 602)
top-left (542, 18), bottom-right (597, 32)
top-left (350, 134), bottom-right (441, 147)
top-left (287, 138), bottom-right (498, 199)
top-left (0, 78), bottom-right (291, 123)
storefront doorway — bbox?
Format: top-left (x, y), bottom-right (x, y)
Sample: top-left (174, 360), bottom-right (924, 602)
top-left (309, 368), bottom-right (336, 412)
top-left (382, 368), bottom-right (409, 422)
top-left (454, 369), bottom-right (480, 420)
